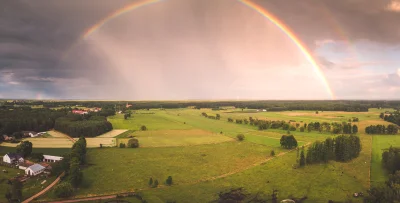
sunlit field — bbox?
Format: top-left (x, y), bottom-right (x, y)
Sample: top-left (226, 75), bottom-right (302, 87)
top-left (2, 107), bottom-right (397, 202)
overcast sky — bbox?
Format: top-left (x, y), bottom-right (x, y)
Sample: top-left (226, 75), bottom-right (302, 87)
top-left (1, 0), bottom-right (400, 100)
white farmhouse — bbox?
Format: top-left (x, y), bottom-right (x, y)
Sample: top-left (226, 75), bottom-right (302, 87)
top-left (25, 164), bottom-right (45, 176)
top-left (43, 155), bottom-right (63, 163)
top-left (3, 153), bottom-right (24, 164)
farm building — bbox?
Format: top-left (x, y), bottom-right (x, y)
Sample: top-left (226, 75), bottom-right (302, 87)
top-left (2, 134), bottom-right (13, 141)
top-left (3, 153), bottom-right (24, 164)
top-left (22, 131), bottom-right (46, 138)
top-left (72, 109), bottom-right (88, 115)
top-left (25, 164), bottom-right (45, 176)
top-left (43, 155), bottom-right (63, 163)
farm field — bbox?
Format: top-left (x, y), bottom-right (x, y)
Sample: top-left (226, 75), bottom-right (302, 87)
top-left (0, 147), bottom-right (70, 156)
top-left (97, 129), bottom-right (128, 138)
top-left (1, 107), bottom-right (396, 202)
top-left (0, 138), bottom-right (73, 148)
top-left (118, 129), bottom-right (234, 147)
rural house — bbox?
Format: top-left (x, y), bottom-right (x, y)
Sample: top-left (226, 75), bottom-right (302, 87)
top-left (43, 155), bottom-right (63, 163)
top-left (3, 153), bottom-right (24, 164)
top-left (2, 134), bottom-right (13, 141)
top-left (25, 164), bottom-right (45, 176)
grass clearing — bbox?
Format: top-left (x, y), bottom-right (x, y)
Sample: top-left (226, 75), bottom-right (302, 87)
top-left (47, 130), bottom-right (71, 138)
top-left (74, 142), bottom-right (281, 197)
top-left (371, 135), bottom-right (400, 186)
top-left (75, 138), bottom-right (116, 148)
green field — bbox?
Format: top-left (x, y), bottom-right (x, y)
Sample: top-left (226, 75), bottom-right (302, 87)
top-left (1, 107), bottom-right (397, 202)
top-left (371, 135), bottom-right (400, 186)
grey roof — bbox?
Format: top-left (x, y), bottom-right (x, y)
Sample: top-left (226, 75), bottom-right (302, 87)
top-left (27, 164), bottom-right (45, 172)
top-left (6, 153), bottom-right (23, 160)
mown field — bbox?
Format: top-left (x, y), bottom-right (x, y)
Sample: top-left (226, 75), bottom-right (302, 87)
top-left (1, 107), bottom-right (397, 202)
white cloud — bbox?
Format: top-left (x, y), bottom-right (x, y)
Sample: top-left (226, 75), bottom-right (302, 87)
top-left (397, 68), bottom-right (400, 76)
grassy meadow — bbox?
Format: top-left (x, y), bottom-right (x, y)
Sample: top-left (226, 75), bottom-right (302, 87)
top-left (1, 107), bottom-right (398, 202)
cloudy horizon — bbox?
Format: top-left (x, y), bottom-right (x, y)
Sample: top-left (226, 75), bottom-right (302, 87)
top-left (1, 0), bottom-right (400, 100)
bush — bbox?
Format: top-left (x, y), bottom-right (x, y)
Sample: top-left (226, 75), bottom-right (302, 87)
top-left (54, 182), bottom-right (74, 198)
top-left (119, 143), bottom-right (126, 148)
top-left (152, 179), bottom-right (159, 188)
top-left (140, 125), bottom-right (147, 131)
top-left (166, 176), bottom-right (173, 186)
top-left (128, 138), bottom-right (139, 148)
top-left (236, 134), bottom-right (245, 141)
top-left (270, 150), bottom-right (275, 156)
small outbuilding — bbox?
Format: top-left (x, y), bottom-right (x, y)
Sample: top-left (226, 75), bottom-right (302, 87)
top-left (3, 153), bottom-right (24, 164)
top-left (43, 155), bottom-right (63, 163)
top-left (25, 164), bottom-right (45, 176)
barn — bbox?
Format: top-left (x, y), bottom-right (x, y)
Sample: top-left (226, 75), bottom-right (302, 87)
top-left (25, 164), bottom-right (45, 176)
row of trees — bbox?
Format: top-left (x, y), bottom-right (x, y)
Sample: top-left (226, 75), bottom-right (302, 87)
top-left (201, 112), bottom-right (220, 120)
top-left (52, 137), bottom-right (87, 198)
top-left (148, 176), bottom-right (173, 188)
top-left (54, 115), bottom-right (113, 137)
top-left (228, 116), bottom-right (359, 135)
top-left (365, 124), bottom-right (399, 135)
top-left (300, 135), bottom-right (361, 166)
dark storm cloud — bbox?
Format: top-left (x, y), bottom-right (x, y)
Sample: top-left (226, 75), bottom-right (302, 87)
top-left (1, 0), bottom-right (400, 99)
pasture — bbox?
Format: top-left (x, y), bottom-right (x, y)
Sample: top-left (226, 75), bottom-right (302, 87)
top-left (117, 129), bottom-right (234, 147)
top-left (0, 107), bottom-right (395, 202)
top-left (371, 135), bottom-right (400, 186)
top-left (0, 138), bottom-right (73, 148)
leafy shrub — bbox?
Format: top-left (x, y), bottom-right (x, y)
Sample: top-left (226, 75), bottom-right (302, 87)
top-left (128, 138), bottom-right (139, 148)
top-left (140, 125), bottom-right (147, 131)
top-left (237, 134), bottom-right (245, 141)
top-left (119, 143), bottom-right (126, 148)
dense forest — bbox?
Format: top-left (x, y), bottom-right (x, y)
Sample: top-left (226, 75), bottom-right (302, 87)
top-left (2, 100), bottom-right (400, 112)
top-left (54, 115), bottom-right (113, 138)
top-left (0, 108), bottom-right (67, 136)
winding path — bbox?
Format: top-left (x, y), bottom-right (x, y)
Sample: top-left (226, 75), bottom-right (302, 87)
top-left (22, 172), bottom-right (65, 203)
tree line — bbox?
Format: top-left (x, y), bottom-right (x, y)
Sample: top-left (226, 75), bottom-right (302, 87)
top-left (54, 114), bottom-right (113, 137)
top-left (365, 124), bottom-right (398, 135)
top-left (7, 100), bottom-right (400, 112)
top-left (299, 135), bottom-right (361, 166)
top-left (380, 110), bottom-right (400, 126)
top-left (52, 137), bottom-right (87, 198)
top-left (201, 112), bottom-right (220, 120)
top-left (227, 117), bottom-right (358, 135)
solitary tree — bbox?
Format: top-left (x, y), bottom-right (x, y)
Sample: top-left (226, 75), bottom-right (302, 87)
top-left (270, 150), bottom-right (275, 156)
top-left (16, 141), bottom-right (33, 158)
top-left (166, 176), bottom-right (173, 185)
top-left (128, 138), bottom-right (139, 148)
top-left (148, 177), bottom-right (153, 186)
top-left (237, 134), bottom-right (245, 141)
top-left (299, 150), bottom-right (306, 167)
top-left (153, 180), bottom-right (159, 188)
top-left (140, 125), bottom-right (147, 131)
top-left (352, 125), bottom-right (358, 134)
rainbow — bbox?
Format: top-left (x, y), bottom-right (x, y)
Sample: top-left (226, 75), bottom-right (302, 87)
top-left (79, 0), bottom-right (336, 99)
